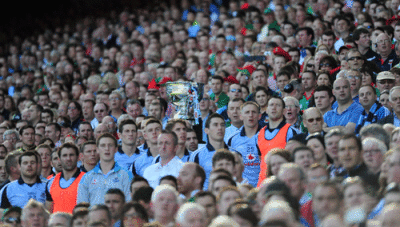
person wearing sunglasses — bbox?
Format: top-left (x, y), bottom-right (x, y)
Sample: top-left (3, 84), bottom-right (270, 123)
top-left (91, 102), bottom-right (109, 129)
top-left (346, 49), bottom-right (364, 71)
top-left (293, 107), bottom-right (325, 144)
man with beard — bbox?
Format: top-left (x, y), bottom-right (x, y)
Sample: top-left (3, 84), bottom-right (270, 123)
top-left (0, 151), bottom-right (47, 208)
top-left (46, 143), bottom-right (85, 214)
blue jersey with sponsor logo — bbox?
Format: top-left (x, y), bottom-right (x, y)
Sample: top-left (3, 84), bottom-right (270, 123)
top-left (228, 126), bottom-right (261, 187)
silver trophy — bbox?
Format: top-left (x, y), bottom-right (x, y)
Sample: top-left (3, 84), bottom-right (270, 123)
top-left (166, 81), bottom-right (203, 124)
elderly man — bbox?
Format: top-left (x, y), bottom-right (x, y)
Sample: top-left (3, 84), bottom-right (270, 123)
top-left (21, 199), bottom-right (50, 227)
top-left (294, 107), bottom-right (324, 143)
top-left (374, 33), bottom-right (399, 71)
top-left (150, 185), bottom-right (179, 226)
top-left (379, 86), bottom-right (400, 126)
top-left (176, 203), bottom-right (207, 227)
top-left (362, 137), bottom-right (386, 177)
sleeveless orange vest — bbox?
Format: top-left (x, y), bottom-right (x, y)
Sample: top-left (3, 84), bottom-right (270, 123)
top-left (50, 171), bottom-right (85, 213)
top-left (257, 123), bottom-right (290, 187)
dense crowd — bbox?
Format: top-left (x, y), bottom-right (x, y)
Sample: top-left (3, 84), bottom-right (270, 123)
top-left (2, 0), bottom-right (400, 226)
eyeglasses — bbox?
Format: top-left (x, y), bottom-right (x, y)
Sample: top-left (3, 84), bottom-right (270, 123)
top-left (230, 89), bottom-right (242, 93)
top-left (379, 79), bottom-right (395, 84)
top-left (285, 105), bottom-right (299, 109)
top-left (306, 117), bottom-right (322, 123)
top-left (378, 40), bottom-right (391, 44)
top-left (319, 63), bottom-right (331, 67)
top-left (109, 97), bottom-right (120, 101)
top-left (95, 109), bottom-right (105, 113)
top-left (346, 75), bottom-right (361, 80)
top-left (4, 217), bottom-right (20, 224)
top-left (363, 149), bottom-right (381, 155)
top-left (348, 56), bottom-right (362, 61)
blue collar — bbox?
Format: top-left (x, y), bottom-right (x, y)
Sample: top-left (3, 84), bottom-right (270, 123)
top-left (93, 162), bottom-right (121, 173)
top-left (206, 142), bottom-right (228, 152)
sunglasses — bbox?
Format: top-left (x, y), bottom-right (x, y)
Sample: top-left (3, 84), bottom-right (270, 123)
top-left (306, 117), bottom-right (322, 123)
top-left (4, 217), bottom-right (20, 224)
top-left (348, 56), bottom-right (362, 61)
top-left (306, 64), bottom-right (315, 68)
top-left (319, 63), bottom-right (331, 67)
top-left (95, 109), bottom-right (105, 113)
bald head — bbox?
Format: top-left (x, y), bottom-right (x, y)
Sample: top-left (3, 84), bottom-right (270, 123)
top-left (332, 77), bottom-right (352, 104)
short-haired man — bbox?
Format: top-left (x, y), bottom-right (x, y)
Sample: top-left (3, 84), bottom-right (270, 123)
top-left (257, 97), bottom-right (299, 186)
top-left (0, 151), bottom-right (47, 209)
top-left (210, 76), bottom-right (229, 109)
top-left (177, 162), bottom-right (206, 200)
top-left (223, 98), bottom-right (244, 143)
top-left (216, 186), bottom-right (241, 215)
top-left (176, 202), bottom-right (207, 227)
top-left (337, 134), bottom-right (379, 189)
top-left (150, 185), bottom-right (179, 226)
top-left (131, 119), bottom-right (162, 176)
top-left (104, 188), bottom-right (125, 227)
top-left (355, 85), bottom-right (390, 134)
top-left (77, 133), bottom-right (132, 205)
top-left (0, 151), bottom-right (21, 190)
top-left (362, 137), bottom-right (386, 176)
top-left (36, 144), bottom-right (54, 179)
top-left (292, 146), bottom-right (315, 173)
top-left (87, 205), bottom-right (112, 227)
top-left (91, 102), bottom-right (108, 129)
top-left (324, 77), bottom-right (364, 133)
top-left (324, 129), bottom-right (345, 178)
top-left (313, 85), bottom-right (334, 116)
top-left (353, 28), bottom-right (380, 61)
top-left (46, 143), bottom-right (85, 214)
top-left (301, 182), bottom-right (343, 227)
top-left (115, 119), bottom-right (141, 171)
top-left (194, 191), bottom-right (218, 225)
top-left (278, 163), bottom-right (307, 204)
top-left (228, 101), bottom-right (261, 187)
top-left (190, 113), bottom-right (228, 190)
top-left (79, 141), bottom-right (99, 172)
top-left (143, 131), bottom-right (184, 189)
top-left (21, 199), bottom-right (49, 227)
top-left (165, 119), bottom-right (191, 161)
top-left (293, 107), bottom-right (324, 143)
top-left (48, 212), bottom-right (72, 227)
top-left (185, 128), bottom-right (199, 152)
top-left (379, 86), bottom-right (400, 126)
top-left (300, 71), bottom-right (317, 110)
top-left (45, 123), bottom-right (62, 147)
top-left (78, 122), bottom-right (94, 141)
top-left (18, 125), bottom-right (36, 152)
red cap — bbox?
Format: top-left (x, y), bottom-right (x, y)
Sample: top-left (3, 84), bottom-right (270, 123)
top-left (148, 78), bottom-right (160, 90)
top-left (272, 46), bottom-right (292, 62)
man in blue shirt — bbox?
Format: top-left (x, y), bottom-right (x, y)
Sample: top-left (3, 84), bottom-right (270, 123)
top-left (131, 119), bottom-right (161, 176)
top-left (0, 151), bottom-right (47, 209)
top-left (355, 85), bottom-right (390, 134)
top-left (189, 113), bottom-right (228, 190)
top-left (77, 133), bottom-right (132, 206)
top-left (228, 101), bottom-right (261, 187)
top-left (115, 119), bottom-right (141, 171)
top-left (324, 77), bottom-right (364, 133)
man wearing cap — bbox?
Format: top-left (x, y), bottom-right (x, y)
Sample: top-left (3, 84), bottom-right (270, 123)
top-left (374, 33), bottom-right (399, 71)
top-left (377, 71), bottom-right (396, 93)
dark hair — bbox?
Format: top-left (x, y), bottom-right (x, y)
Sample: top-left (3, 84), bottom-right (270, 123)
top-left (227, 201), bottom-right (259, 226)
top-left (292, 146), bottom-right (314, 161)
top-left (96, 133), bottom-right (117, 147)
top-left (212, 175), bottom-right (237, 188)
top-left (306, 133), bottom-right (326, 149)
top-left (118, 119), bottom-right (137, 133)
top-left (340, 134), bottom-right (362, 152)
top-left (205, 113), bottom-right (225, 129)
top-left (19, 125), bottom-right (34, 136)
top-left (314, 85), bottom-right (334, 98)
top-left (212, 149), bottom-right (235, 167)
top-left (106, 188), bottom-right (126, 202)
top-left (132, 186), bottom-right (153, 203)
top-left (121, 202), bottom-right (149, 226)
top-left (58, 142), bottom-right (80, 157)
top-left (159, 175), bottom-right (177, 188)
top-left (18, 151), bottom-right (38, 165)
top-left (297, 27), bottom-right (314, 41)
